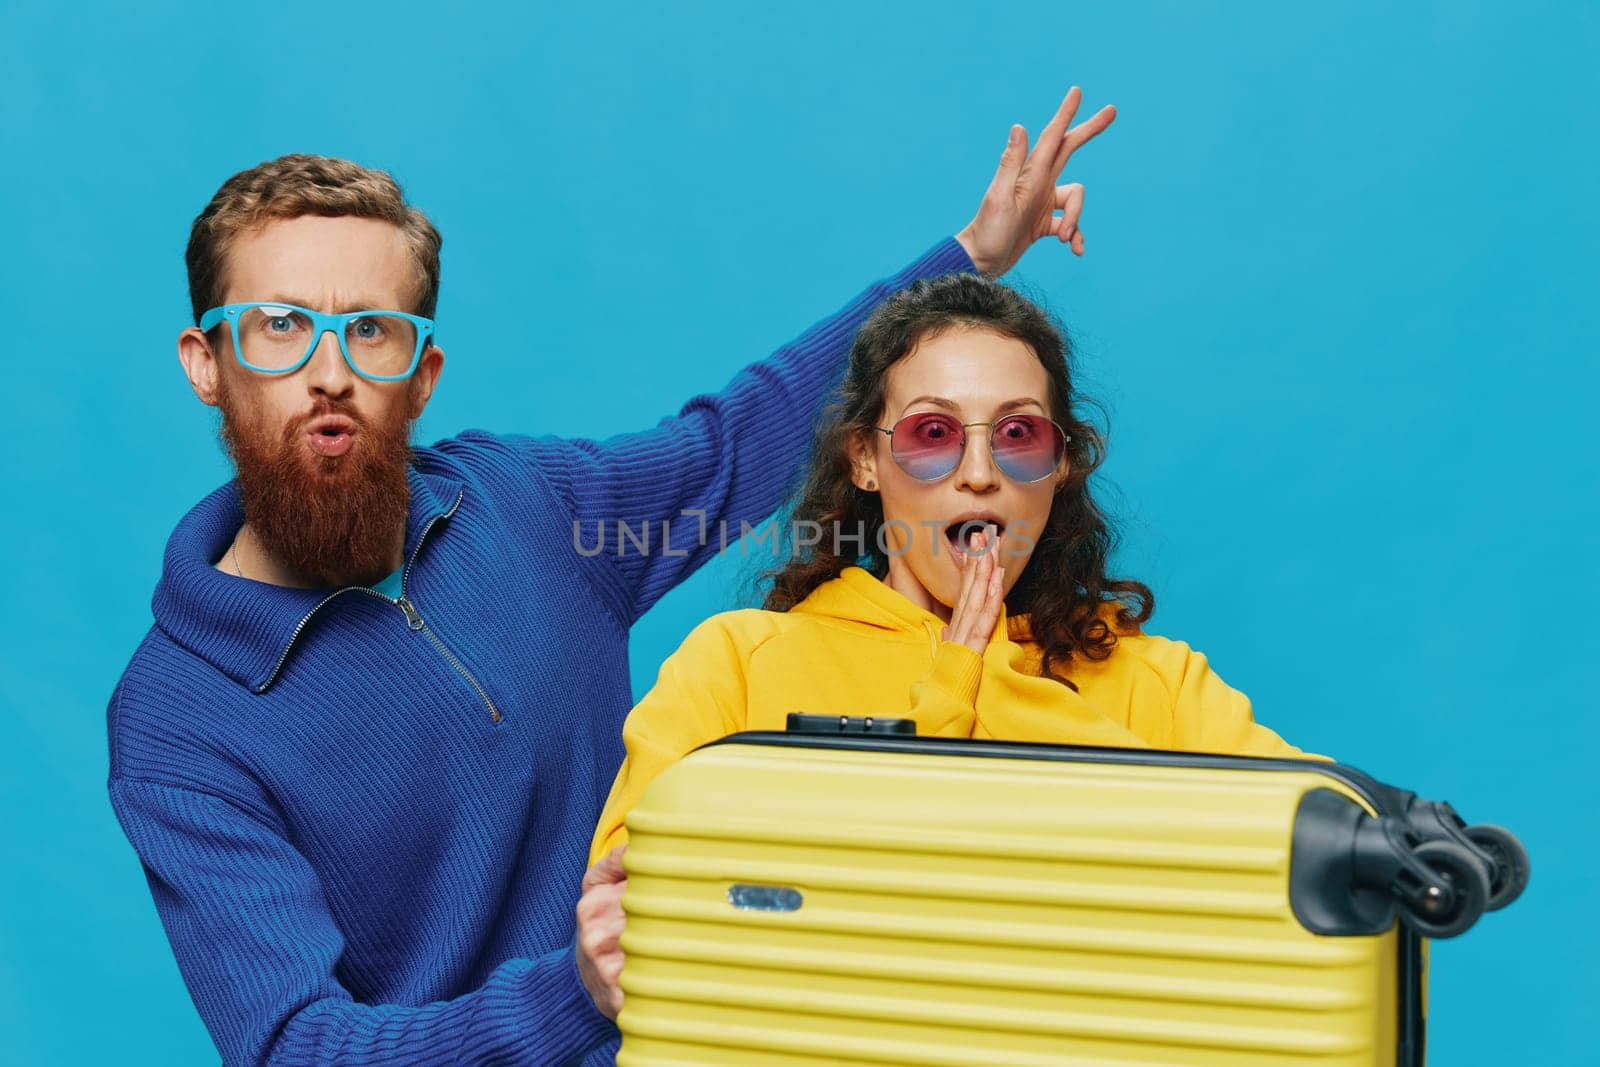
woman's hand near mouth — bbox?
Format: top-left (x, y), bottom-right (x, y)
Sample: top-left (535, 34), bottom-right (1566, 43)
top-left (943, 527), bottom-right (1005, 654)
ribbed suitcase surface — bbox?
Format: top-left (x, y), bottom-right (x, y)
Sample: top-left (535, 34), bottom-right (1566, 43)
top-left (617, 738), bottom-right (1419, 1066)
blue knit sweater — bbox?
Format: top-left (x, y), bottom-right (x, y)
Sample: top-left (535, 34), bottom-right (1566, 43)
top-left (108, 238), bottom-right (974, 1066)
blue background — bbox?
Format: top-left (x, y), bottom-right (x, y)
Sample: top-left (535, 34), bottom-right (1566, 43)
top-left (2, 0), bottom-right (1595, 1061)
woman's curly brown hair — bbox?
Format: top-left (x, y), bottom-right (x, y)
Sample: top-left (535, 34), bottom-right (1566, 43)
top-left (761, 273), bottom-right (1152, 685)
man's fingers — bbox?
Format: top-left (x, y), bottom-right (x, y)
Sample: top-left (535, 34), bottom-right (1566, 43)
top-left (575, 865), bottom-right (629, 1022)
top-left (1055, 183), bottom-right (1085, 226)
top-left (582, 846), bottom-right (628, 890)
top-left (592, 880), bottom-right (628, 909)
top-left (1036, 87), bottom-right (1084, 155)
top-left (579, 911), bottom-right (625, 956)
top-left (981, 124), bottom-right (1028, 203)
top-left (1054, 103), bottom-right (1117, 175)
top-left (576, 878), bottom-right (628, 923)
top-left (1053, 182), bottom-right (1085, 211)
top-left (584, 890), bottom-right (626, 934)
top-left (1018, 87), bottom-right (1083, 189)
top-left (1050, 183), bottom-right (1085, 243)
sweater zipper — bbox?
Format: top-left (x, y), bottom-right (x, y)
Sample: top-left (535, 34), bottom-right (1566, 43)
top-left (255, 491), bottom-right (504, 725)
top-left (391, 592), bottom-right (502, 724)
top-left (390, 489), bottom-right (501, 723)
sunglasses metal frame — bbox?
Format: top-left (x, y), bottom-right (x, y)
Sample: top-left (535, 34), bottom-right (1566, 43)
top-left (872, 411), bottom-right (1070, 483)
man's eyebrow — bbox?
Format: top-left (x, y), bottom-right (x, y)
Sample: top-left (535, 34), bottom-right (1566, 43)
top-left (260, 295), bottom-right (398, 314)
top-left (897, 395), bottom-right (1047, 416)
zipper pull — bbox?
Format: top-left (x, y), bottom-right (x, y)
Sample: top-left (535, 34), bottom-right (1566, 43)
top-left (396, 595), bottom-right (425, 631)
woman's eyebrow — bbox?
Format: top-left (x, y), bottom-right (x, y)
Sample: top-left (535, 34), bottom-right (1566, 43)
top-left (898, 395), bottom-right (1047, 416)
top-left (900, 395), bottom-right (959, 412)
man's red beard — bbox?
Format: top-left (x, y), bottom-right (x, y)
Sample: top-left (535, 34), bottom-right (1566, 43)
top-left (218, 380), bottom-right (416, 588)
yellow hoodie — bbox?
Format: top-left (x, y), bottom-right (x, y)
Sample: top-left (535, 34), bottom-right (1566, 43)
top-left (590, 566), bottom-right (1304, 863)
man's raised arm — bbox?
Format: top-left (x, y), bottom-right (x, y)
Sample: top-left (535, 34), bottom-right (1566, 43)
top-left (462, 87), bottom-right (1115, 624)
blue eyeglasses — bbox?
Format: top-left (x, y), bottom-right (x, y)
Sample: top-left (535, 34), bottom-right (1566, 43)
top-left (199, 302), bottom-right (435, 382)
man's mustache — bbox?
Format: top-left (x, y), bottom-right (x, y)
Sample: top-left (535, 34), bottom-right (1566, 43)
top-left (284, 401), bottom-right (369, 439)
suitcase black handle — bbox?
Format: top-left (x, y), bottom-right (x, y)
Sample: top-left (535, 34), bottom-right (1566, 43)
top-left (785, 713), bottom-right (918, 736)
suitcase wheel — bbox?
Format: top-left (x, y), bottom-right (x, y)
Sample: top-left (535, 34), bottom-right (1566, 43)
top-left (1464, 823), bottom-right (1531, 911)
top-left (1396, 839), bottom-right (1492, 939)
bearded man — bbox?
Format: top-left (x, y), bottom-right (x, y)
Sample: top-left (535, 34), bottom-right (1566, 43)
top-left (107, 87), bottom-right (1114, 1066)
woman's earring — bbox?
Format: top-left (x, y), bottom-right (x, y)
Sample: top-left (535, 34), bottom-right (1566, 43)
top-left (865, 479), bottom-right (877, 491)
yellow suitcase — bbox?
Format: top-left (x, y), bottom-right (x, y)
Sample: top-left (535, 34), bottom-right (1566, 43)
top-left (616, 723), bottom-right (1526, 1066)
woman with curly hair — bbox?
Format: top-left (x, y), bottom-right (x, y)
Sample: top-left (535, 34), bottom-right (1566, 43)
top-left (590, 272), bottom-right (1302, 862)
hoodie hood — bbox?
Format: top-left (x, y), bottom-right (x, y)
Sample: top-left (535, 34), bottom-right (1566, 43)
top-left (789, 566), bottom-right (1023, 658)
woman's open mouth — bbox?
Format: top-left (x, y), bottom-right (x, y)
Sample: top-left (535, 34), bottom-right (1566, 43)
top-left (944, 517), bottom-right (1005, 556)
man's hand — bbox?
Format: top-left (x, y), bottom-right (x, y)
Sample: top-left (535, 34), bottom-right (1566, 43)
top-left (956, 86), bottom-right (1117, 277)
top-left (576, 846), bottom-right (627, 1020)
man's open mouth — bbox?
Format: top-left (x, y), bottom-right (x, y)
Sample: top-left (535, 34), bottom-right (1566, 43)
top-left (305, 416), bottom-right (356, 458)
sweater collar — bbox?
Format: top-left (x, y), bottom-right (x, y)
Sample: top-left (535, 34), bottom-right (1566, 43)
top-left (151, 466), bottom-right (465, 693)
